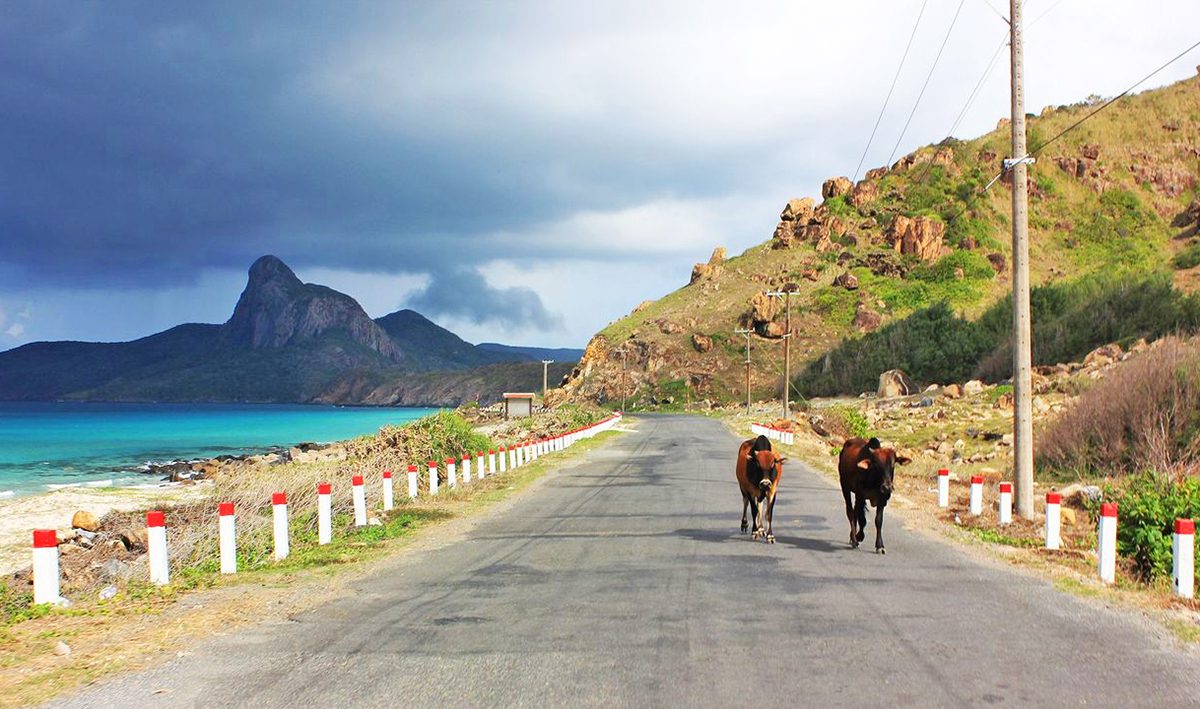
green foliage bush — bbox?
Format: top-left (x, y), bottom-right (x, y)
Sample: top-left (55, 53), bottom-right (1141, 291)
top-left (1174, 243), bottom-right (1200, 269)
top-left (797, 272), bottom-right (1200, 396)
top-left (1093, 473), bottom-right (1200, 584)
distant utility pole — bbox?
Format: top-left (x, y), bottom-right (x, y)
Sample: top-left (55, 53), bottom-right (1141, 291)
top-left (735, 328), bottom-right (753, 415)
top-left (764, 289), bottom-right (795, 419)
top-left (620, 347), bottom-right (629, 412)
top-left (541, 360), bottom-right (553, 403)
top-left (1008, 0), bottom-right (1035, 520)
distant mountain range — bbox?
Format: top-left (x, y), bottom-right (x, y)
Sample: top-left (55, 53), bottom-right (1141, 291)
top-left (0, 255), bottom-right (583, 405)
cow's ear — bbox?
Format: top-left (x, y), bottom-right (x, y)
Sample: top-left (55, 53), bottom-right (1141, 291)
top-left (746, 452), bottom-right (755, 461)
top-left (777, 457), bottom-right (788, 465)
top-left (856, 458), bottom-right (871, 470)
top-left (896, 456), bottom-right (912, 466)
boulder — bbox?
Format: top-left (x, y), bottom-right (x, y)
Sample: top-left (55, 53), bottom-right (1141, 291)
top-left (71, 510), bottom-right (100, 532)
top-left (689, 247), bottom-right (726, 284)
top-left (120, 527), bottom-right (148, 552)
top-left (832, 272), bottom-right (859, 290)
top-left (877, 369), bottom-right (914, 398)
top-left (852, 304), bottom-right (882, 332)
top-left (691, 333), bottom-right (713, 353)
top-left (1060, 507), bottom-right (1077, 526)
top-left (632, 300), bottom-right (654, 313)
top-left (749, 292), bottom-right (780, 323)
top-left (1084, 343), bottom-right (1122, 367)
top-left (847, 180), bottom-right (878, 208)
top-left (994, 391), bottom-right (1014, 411)
top-left (780, 197), bottom-right (815, 222)
top-left (815, 234), bottom-right (838, 253)
top-left (887, 215), bottom-right (945, 262)
top-left (657, 319), bottom-right (685, 335)
top-left (963, 379), bottom-right (985, 396)
top-left (864, 167), bottom-right (888, 181)
top-left (822, 176), bottom-right (853, 199)
top-left (987, 253), bottom-right (1007, 273)
top-left (942, 383), bottom-right (962, 399)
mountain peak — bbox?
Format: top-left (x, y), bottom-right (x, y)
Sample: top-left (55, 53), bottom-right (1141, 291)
top-left (246, 255), bottom-right (302, 287)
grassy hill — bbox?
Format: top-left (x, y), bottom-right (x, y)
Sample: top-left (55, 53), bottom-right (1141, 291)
top-left (558, 73), bottom-right (1200, 406)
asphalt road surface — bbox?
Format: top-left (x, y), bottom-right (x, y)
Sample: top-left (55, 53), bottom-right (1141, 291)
top-left (50, 414), bottom-right (1200, 708)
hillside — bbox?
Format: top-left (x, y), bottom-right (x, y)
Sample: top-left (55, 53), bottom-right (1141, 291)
top-left (0, 256), bottom-right (577, 405)
top-left (557, 72), bottom-right (1200, 406)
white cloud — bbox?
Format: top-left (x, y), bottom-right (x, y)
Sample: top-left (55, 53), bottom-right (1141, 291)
top-left (5, 323), bottom-right (24, 338)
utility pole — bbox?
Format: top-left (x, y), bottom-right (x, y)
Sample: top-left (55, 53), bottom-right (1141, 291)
top-left (620, 346), bottom-right (629, 412)
top-left (764, 289), bottom-right (795, 419)
top-left (540, 360), bottom-right (553, 404)
top-left (1008, 0), bottom-right (1035, 520)
top-left (735, 328), bottom-right (753, 415)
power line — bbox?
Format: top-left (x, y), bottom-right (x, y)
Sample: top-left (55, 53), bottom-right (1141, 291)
top-left (885, 0), bottom-right (969, 169)
top-left (851, 0), bottom-right (931, 182)
top-left (1028, 37), bottom-right (1200, 157)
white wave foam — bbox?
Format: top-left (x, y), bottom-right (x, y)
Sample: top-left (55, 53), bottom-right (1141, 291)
top-left (85, 479), bottom-right (113, 488)
top-left (0, 490), bottom-right (13, 498)
top-left (46, 483), bottom-right (82, 490)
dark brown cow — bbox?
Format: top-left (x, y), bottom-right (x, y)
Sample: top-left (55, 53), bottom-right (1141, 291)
top-left (838, 437), bottom-right (910, 553)
top-left (735, 434), bottom-right (786, 543)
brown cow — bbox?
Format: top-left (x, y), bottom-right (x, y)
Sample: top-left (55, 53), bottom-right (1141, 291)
top-left (838, 437), bottom-right (910, 553)
top-left (736, 434), bottom-right (786, 543)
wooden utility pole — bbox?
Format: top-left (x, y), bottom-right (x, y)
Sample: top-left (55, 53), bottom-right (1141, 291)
top-left (620, 347), bottom-right (629, 412)
top-left (764, 289), bottom-right (795, 419)
top-left (1008, 0), bottom-right (1035, 520)
top-left (541, 360), bottom-right (553, 403)
top-left (735, 328), bottom-right (753, 415)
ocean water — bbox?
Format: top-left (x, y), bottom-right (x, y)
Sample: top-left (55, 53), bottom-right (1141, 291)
top-left (0, 402), bottom-right (438, 497)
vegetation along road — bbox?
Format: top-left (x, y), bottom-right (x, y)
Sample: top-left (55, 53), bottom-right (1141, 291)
top-left (49, 415), bottom-right (1200, 707)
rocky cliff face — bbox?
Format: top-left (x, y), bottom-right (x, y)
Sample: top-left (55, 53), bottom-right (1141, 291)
top-left (224, 255), bottom-right (404, 362)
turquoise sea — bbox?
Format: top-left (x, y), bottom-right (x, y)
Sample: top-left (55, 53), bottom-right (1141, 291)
top-left (0, 402), bottom-right (438, 498)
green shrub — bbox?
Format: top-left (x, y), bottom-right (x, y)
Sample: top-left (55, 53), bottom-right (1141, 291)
top-left (1093, 472), bottom-right (1200, 584)
top-left (1175, 243), bottom-right (1200, 269)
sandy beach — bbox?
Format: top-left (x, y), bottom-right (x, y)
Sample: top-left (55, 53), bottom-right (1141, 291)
top-left (0, 484), bottom-right (209, 575)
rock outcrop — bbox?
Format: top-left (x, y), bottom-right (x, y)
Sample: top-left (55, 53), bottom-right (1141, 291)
top-left (877, 369), bottom-right (913, 398)
top-left (690, 247), bottom-right (727, 285)
top-left (822, 176), bottom-right (853, 199)
top-left (887, 216), bottom-right (945, 262)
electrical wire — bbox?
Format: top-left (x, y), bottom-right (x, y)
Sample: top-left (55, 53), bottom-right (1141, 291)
top-left (851, 0), bottom-right (931, 182)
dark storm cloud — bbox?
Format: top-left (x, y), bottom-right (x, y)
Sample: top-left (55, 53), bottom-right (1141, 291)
top-left (407, 267), bottom-right (564, 332)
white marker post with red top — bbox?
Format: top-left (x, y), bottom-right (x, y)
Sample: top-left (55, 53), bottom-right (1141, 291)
top-left (1098, 503), bottom-right (1118, 584)
top-left (462, 456), bottom-right (471, 483)
top-left (1174, 519), bottom-right (1195, 599)
top-left (477, 451), bottom-right (486, 479)
top-left (352, 475), bottom-right (367, 526)
top-left (969, 476), bottom-right (983, 516)
top-left (447, 458), bottom-right (457, 489)
top-left (998, 482), bottom-right (1013, 525)
top-left (382, 470), bottom-right (394, 511)
top-left (407, 465), bottom-right (418, 500)
top-left (272, 493), bottom-right (289, 561)
top-left (219, 503), bottom-right (236, 574)
top-left (488, 450), bottom-right (497, 475)
top-left (318, 483), bottom-right (332, 544)
top-left (1045, 493), bottom-right (1062, 550)
top-left (32, 529), bottom-right (60, 605)
top-left (428, 461), bottom-right (438, 495)
top-left (147, 510), bottom-right (169, 585)
top-left (937, 469), bottom-right (949, 508)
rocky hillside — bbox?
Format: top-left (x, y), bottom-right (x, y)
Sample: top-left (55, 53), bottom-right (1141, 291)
top-left (557, 72), bottom-right (1200, 406)
top-left (0, 256), bottom-right (577, 405)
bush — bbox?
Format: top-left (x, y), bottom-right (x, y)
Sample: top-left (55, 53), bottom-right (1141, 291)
top-left (1037, 337), bottom-right (1200, 478)
top-left (1093, 472), bottom-right (1200, 584)
top-left (1175, 243), bottom-right (1200, 269)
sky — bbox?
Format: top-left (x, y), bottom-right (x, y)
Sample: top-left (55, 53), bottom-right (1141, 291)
top-left (2, 0), bottom-right (1198, 350)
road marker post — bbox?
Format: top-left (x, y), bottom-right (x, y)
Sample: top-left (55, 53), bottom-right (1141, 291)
top-left (477, 451), bottom-right (486, 479)
top-left (428, 461), bottom-right (439, 495)
top-left (382, 471), bottom-right (394, 511)
top-left (998, 482), bottom-right (1013, 525)
top-left (498, 446), bottom-right (507, 473)
top-left (447, 458), bottom-right (457, 489)
top-left (1098, 503), bottom-right (1118, 584)
top-left (147, 510), bottom-right (169, 585)
top-left (937, 469), bottom-right (950, 508)
top-left (1174, 519), bottom-right (1195, 599)
top-left (352, 475), bottom-right (367, 526)
top-left (1045, 493), bottom-right (1062, 550)
top-left (219, 503), bottom-right (237, 574)
top-left (969, 476), bottom-right (983, 516)
top-left (272, 493), bottom-right (289, 561)
top-left (407, 466), bottom-right (418, 500)
top-left (318, 483), bottom-right (333, 544)
top-left (489, 450), bottom-right (497, 475)
top-left (32, 530), bottom-right (61, 605)
top-left (509, 446), bottom-right (517, 468)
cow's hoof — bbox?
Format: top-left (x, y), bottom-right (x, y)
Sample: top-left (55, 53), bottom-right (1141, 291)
top-left (850, 539), bottom-right (859, 549)
top-left (766, 535), bottom-right (775, 544)
top-left (856, 530), bottom-right (865, 543)
top-left (877, 547), bottom-right (886, 555)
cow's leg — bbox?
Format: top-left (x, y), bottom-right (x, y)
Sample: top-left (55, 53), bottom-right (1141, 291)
top-left (854, 497), bottom-right (867, 544)
top-left (741, 491), bottom-right (750, 534)
top-left (764, 491), bottom-right (776, 544)
top-left (842, 488), bottom-right (858, 548)
top-left (749, 497), bottom-right (762, 538)
top-left (874, 504), bottom-right (886, 554)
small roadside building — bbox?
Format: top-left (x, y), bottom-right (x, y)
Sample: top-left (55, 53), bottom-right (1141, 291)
top-left (502, 392), bottom-right (535, 419)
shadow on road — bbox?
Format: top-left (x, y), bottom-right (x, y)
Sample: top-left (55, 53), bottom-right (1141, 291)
top-left (674, 527), bottom-right (842, 553)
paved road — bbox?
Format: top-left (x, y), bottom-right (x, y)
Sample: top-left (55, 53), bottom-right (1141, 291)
top-left (52, 415), bottom-right (1200, 708)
